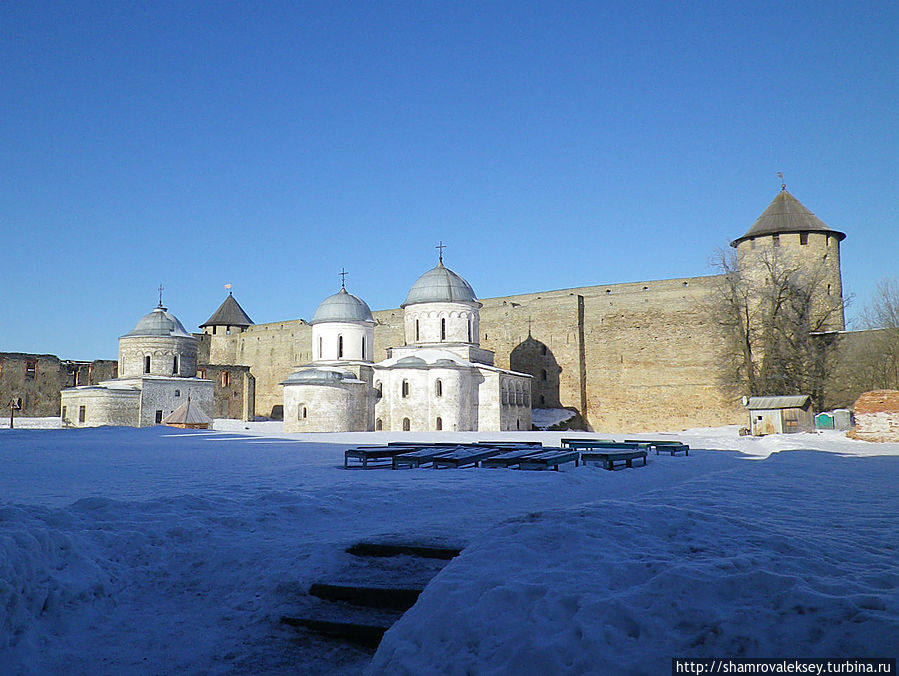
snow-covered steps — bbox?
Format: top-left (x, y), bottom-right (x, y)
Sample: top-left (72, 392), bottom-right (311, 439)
top-left (281, 540), bottom-right (462, 650)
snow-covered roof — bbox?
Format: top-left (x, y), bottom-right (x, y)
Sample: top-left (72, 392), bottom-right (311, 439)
top-left (746, 395), bottom-right (811, 410)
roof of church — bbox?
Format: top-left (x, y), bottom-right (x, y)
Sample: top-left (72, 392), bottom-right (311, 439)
top-left (122, 306), bottom-right (193, 339)
top-left (310, 288), bottom-right (374, 325)
top-left (200, 293), bottom-right (254, 328)
top-left (163, 397), bottom-right (213, 425)
top-left (401, 262), bottom-right (479, 308)
top-left (731, 189), bottom-right (845, 247)
top-left (281, 366), bottom-right (362, 384)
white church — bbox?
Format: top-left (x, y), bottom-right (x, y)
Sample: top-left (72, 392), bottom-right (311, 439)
top-left (281, 256), bottom-right (532, 433)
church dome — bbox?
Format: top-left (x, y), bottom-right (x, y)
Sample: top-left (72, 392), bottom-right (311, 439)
top-left (401, 262), bottom-right (478, 308)
top-left (282, 367), bottom-right (359, 384)
top-left (310, 288), bottom-right (374, 325)
top-left (122, 306), bottom-right (192, 338)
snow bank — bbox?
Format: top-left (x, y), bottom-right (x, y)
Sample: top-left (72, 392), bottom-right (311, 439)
top-left (371, 452), bottom-right (899, 674)
top-left (0, 425), bottom-right (896, 673)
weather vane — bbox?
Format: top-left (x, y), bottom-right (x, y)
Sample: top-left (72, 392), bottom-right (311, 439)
top-left (339, 268), bottom-right (348, 289)
top-left (225, 283), bottom-right (232, 295)
top-left (436, 241), bottom-right (446, 264)
top-left (777, 171), bottom-right (786, 191)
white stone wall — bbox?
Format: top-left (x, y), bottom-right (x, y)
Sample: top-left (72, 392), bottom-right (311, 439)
top-left (119, 336), bottom-right (199, 378)
top-left (283, 381), bottom-right (372, 432)
top-left (312, 322), bottom-right (374, 362)
top-left (133, 378), bottom-right (214, 427)
top-left (60, 387), bottom-right (140, 427)
top-left (373, 365), bottom-right (480, 432)
top-left (403, 301), bottom-right (481, 346)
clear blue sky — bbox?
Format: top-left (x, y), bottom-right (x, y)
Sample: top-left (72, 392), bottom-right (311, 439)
top-left (2, 1), bottom-right (896, 359)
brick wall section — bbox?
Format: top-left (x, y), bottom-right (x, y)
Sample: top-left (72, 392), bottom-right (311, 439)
top-left (848, 390), bottom-right (899, 442)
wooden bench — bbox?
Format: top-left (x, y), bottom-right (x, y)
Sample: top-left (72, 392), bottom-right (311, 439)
top-left (344, 446), bottom-right (410, 469)
top-left (431, 447), bottom-right (502, 469)
top-left (392, 446), bottom-right (464, 469)
top-left (581, 443), bottom-right (650, 470)
top-left (517, 448), bottom-right (580, 471)
top-left (481, 448), bottom-right (545, 468)
top-left (560, 438), bottom-right (616, 450)
top-left (625, 439), bottom-right (690, 456)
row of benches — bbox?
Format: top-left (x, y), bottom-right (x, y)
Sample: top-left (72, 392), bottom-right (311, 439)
top-left (344, 438), bottom-right (690, 471)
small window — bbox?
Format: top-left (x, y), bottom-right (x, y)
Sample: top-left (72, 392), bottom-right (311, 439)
top-left (375, 381), bottom-right (383, 399)
top-left (174, 389), bottom-right (181, 397)
top-left (440, 318), bottom-right (446, 340)
top-left (436, 417), bottom-right (442, 431)
top-left (155, 410), bottom-right (163, 424)
top-left (376, 418), bottom-right (383, 430)
top-left (468, 318), bottom-right (472, 343)
top-left (541, 369), bottom-right (548, 382)
top-left (362, 336), bottom-right (366, 358)
top-left (299, 405), bottom-right (307, 420)
top-left (221, 371), bottom-right (230, 387)
top-left (198, 368), bottom-right (207, 379)
top-left (402, 417), bottom-right (411, 431)
top-left (318, 336), bottom-right (323, 359)
top-left (415, 319), bottom-right (420, 342)
top-left (25, 359), bottom-right (37, 381)
top-left (772, 234), bottom-right (780, 247)
top-left (435, 379), bottom-right (442, 397)
top-left (827, 284), bottom-right (832, 296)
top-left (539, 394), bottom-right (545, 407)
top-left (212, 326), bottom-right (217, 335)
top-left (144, 356), bottom-right (151, 373)
top-left (402, 380), bottom-right (410, 398)
top-left (541, 344), bottom-right (547, 356)
top-left (338, 335), bottom-right (344, 359)
top-left (172, 355), bottom-right (179, 375)
top-left (78, 405), bottom-right (86, 423)
top-left (800, 232), bottom-right (809, 245)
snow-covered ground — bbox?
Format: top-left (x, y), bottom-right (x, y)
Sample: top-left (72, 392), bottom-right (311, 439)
top-left (1, 423), bottom-right (896, 674)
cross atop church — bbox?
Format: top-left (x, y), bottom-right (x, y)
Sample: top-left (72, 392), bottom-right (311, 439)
top-left (339, 268), bottom-right (348, 290)
top-left (527, 317), bottom-right (533, 336)
top-left (157, 284), bottom-right (164, 308)
top-left (436, 241), bottom-right (446, 264)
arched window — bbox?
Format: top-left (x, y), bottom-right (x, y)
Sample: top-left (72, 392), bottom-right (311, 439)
top-left (541, 344), bottom-right (547, 356)
top-left (440, 318), bottom-right (446, 340)
top-left (376, 418), bottom-right (383, 430)
top-left (374, 381), bottom-right (382, 399)
top-left (415, 319), bottom-right (420, 342)
top-left (362, 336), bottom-right (366, 358)
top-left (402, 380), bottom-right (410, 398)
top-left (436, 417), bottom-right (443, 431)
top-left (144, 356), bottom-right (151, 373)
top-left (402, 417), bottom-right (410, 431)
top-left (172, 355), bottom-right (179, 375)
top-left (501, 386), bottom-right (509, 405)
top-left (435, 379), bottom-right (442, 397)
top-left (468, 317), bottom-right (472, 343)
top-left (299, 405), bottom-right (307, 420)
top-left (541, 369), bottom-right (548, 382)
top-left (318, 337), bottom-right (323, 359)
top-left (338, 335), bottom-right (344, 359)
top-left (516, 388), bottom-right (523, 406)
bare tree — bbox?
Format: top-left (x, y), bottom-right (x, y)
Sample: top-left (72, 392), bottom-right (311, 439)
top-left (710, 248), bottom-right (846, 408)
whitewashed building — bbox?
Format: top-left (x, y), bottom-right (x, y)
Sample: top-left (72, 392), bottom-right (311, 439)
top-left (282, 259), bottom-right (532, 432)
top-left (60, 303), bottom-right (214, 427)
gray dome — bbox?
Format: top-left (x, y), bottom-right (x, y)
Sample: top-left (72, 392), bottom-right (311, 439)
top-left (122, 306), bottom-right (192, 338)
top-left (401, 263), bottom-right (478, 307)
top-left (310, 288), bottom-right (374, 325)
top-left (282, 367), bottom-right (357, 384)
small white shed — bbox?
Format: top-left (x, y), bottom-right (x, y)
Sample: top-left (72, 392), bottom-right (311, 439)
top-left (746, 395), bottom-right (814, 436)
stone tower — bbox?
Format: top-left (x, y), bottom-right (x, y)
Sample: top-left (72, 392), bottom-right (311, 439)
top-left (199, 292), bottom-right (254, 364)
top-left (119, 303), bottom-right (200, 378)
top-left (730, 187), bottom-right (846, 331)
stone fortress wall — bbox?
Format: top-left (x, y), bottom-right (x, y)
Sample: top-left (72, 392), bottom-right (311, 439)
top-left (200, 272), bottom-right (743, 432)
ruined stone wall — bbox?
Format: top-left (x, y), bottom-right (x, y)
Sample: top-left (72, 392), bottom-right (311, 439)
top-left (1, 353), bottom-right (118, 417)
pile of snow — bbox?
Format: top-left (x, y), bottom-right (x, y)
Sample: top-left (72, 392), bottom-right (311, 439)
top-left (531, 408), bottom-right (577, 430)
top-left (0, 425), bottom-right (896, 674)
